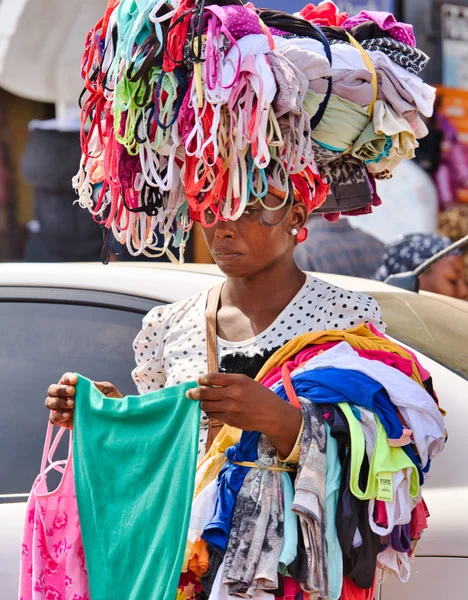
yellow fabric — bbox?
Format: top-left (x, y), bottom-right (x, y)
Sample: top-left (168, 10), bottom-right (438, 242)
top-left (182, 540), bottom-right (194, 573)
top-left (193, 38), bottom-right (204, 109)
top-left (277, 417), bottom-right (304, 464)
top-left (256, 324), bottom-right (424, 386)
top-left (194, 427), bottom-right (242, 498)
top-left (345, 32), bottom-right (378, 116)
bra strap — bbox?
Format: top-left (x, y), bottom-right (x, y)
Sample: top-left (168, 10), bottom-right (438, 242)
top-left (40, 421), bottom-right (70, 475)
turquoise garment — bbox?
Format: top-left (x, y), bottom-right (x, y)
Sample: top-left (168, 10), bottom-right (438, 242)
top-left (324, 423), bottom-right (343, 600)
top-left (279, 472), bottom-right (298, 573)
top-left (73, 375), bottom-right (200, 600)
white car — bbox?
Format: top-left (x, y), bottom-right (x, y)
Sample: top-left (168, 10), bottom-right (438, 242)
top-left (1, 262), bottom-right (466, 599)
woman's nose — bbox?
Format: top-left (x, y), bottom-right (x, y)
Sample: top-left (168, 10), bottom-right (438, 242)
top-left (214, 221), bottom-right (235, 239)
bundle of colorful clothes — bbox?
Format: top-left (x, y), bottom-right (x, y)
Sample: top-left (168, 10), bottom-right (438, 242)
top-left (180, 323), bottom-right (446, 599)
top-left (74, 0), bottom-right (435, 260)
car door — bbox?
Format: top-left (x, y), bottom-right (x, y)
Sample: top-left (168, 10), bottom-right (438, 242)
top-left (0, 286), bottom-right (159, 599)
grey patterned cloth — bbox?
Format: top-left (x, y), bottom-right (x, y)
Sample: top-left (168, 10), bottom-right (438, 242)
top-left (223, 398), bottom-right (329, 598)
top-left (292, 398), bottom-right (328, 598)
top-left (375, 233), bottom-right (459, 281)
top-left (361, 37), bottom-right (430, 75)
top-left (223, 435), bottom-right (284, 597)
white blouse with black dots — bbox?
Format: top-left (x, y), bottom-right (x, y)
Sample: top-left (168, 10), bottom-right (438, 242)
top-left (132, 274), bottom-right (386, 460)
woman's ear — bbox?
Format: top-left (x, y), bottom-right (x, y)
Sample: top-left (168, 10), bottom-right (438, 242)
top-left (290, 203), bottom-right (309, 231)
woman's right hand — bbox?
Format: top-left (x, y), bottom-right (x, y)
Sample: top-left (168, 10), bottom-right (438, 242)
top-left (45, 373), bottom-right (122, 429)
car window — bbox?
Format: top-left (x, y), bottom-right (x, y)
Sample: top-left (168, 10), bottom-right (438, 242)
top-left (0, 300), bottom-right (161, 498)
top-left (365, 291), bottom-right (468, 381)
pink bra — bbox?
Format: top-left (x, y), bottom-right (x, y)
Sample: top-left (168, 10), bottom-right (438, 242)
top-left (18, 423), bottom-right (90, 600)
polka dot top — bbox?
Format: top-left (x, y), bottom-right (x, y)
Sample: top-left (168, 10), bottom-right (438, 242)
top-left (132, 274), bottom-right (385, 460)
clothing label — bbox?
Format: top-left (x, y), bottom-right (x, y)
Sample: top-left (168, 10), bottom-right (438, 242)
top-left (377, 472), bottom-right (393, 502)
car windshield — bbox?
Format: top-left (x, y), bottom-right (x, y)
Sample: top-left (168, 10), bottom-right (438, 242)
top-left (367, 291), bottom-right (468, 381)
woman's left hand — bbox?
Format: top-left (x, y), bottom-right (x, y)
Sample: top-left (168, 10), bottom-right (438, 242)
top-left (186, 372), bottom-right (302, 458)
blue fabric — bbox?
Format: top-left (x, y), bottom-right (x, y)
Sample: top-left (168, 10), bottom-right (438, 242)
top-left (279, 472), bottom-right (298, 570)
top-left (275, 368), bottom-right (423, 482)
top-left (202, 431), bottom-right (261, 553)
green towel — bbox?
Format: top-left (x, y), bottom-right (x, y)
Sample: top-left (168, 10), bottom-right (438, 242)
top-left (73, 375), bottom-right (200, 600)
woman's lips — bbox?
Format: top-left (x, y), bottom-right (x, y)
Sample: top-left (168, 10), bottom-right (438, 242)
top-left (214, 251), bottom-right (241, 261)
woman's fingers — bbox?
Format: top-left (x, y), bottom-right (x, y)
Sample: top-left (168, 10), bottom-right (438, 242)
top-left (200, 405), bottom-right (226, 420)
top-left (45, 395), bottom-right (74, 411)
top-left (44, 373), bottom-right (77, 430)
top-left (47, 384), bottom-right (76, 398)
top-left (92, 381), bottom-right (123, 399)
top-left (49, 410), bottom-right (72, 427)
top-left (197, 372), bottom-right (244, 387)
top-left (186, 385), bottom-right (226, 401)
top-left (60, 373), bottom-right (78, 386)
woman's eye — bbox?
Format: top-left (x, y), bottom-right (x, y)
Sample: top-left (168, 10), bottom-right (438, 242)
top-left (244, 207), bottom-right (258, 215)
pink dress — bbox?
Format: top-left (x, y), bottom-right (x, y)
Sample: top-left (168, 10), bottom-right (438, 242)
top-left (18, 423), bottom-right (90, 600)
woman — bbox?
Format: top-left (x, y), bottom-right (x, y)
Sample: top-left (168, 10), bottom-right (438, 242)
top-left (39, 2), bottom-right (443, 597)
top-left (45, 188), bottom-right (385, 463)
top-left (375, 233), bottom-right (468, 301)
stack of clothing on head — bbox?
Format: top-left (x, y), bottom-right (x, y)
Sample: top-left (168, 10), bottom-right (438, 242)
top-left (181, 323), bottom-right (446, 600)
top-left (74, 0), bottom-right (435, 260)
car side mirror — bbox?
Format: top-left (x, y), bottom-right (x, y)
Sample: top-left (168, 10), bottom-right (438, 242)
top-left (384, 272), bottom-right (420, 292)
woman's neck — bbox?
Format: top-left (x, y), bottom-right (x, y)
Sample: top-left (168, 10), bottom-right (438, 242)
top-left (222, 259), bottom-right (306, 318)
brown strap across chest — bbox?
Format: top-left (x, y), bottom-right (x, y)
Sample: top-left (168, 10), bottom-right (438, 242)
top-left (205, 282), bottom-right (225, 453)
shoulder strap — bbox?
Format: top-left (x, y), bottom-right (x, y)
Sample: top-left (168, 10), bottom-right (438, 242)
top-left (205, 283), bottom-right (224, 452)
top-left (206, 282), bottom-right (223, 372)
top-left (40, 422), bottom-right (72, 476)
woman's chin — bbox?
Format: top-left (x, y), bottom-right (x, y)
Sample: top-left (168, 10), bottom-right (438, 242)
top-left (214, 256), bottom-right (249, 277)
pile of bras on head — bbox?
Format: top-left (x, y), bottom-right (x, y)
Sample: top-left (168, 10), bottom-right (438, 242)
top-left (73, 0), bottom-right (435, 261)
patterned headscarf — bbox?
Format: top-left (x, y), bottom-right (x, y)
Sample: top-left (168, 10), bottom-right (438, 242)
top-left (375, 233), bottom-right (458, 280)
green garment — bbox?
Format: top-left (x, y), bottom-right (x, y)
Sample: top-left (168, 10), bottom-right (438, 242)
top-left (73, 375), bottom-right (200, 600)
top-left (303, 92), bottom-right (370, 152)
top-left (350, 121), bottom-right (389, 162)
top-left (340, 403), bottom-right (419, 502)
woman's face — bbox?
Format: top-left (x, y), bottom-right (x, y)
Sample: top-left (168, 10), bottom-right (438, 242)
top-left (202, 193), bottom-right (307, 278)
top-left (420, 254), bottom-right (468, 300)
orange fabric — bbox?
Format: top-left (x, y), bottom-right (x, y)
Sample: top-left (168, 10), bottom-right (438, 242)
top-left (256, 323), bottom-right (424, 387)
top-left (188, 538), bottom-right (210, 578)
top-left (281, 362), bottom-right (301, 410)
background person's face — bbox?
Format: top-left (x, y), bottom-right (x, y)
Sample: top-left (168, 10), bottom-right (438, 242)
top-left (420, 255), bottom-right (468, 300)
